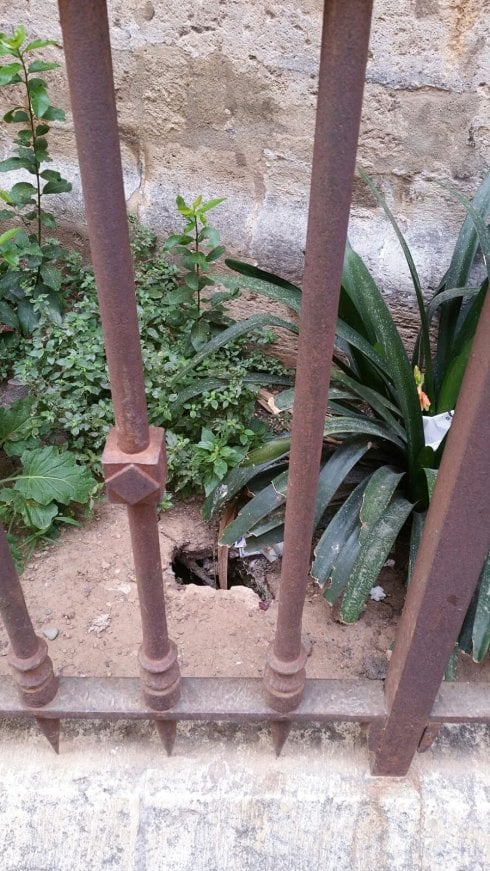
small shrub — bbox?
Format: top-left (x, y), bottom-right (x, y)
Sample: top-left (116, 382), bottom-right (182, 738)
top-left (16, 216), bottom-right (291, 495)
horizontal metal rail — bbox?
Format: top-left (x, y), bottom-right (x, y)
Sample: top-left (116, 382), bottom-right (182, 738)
top-left (0, 677), bottom-right (488, 724)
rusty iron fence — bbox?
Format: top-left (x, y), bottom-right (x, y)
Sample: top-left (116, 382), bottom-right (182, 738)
top-left (0, 0), bottom-right (489, 777)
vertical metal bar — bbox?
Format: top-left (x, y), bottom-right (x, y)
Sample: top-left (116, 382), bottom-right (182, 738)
top-left (371, 291), bottom-right (490, 776)
top-left (264, 0), bottom-right (373, 712)
top-left (0, 526), bottom-right (58, 707)
top-left (59, 0), bottom-right (181, 713)
top-left (58, 1), bottom-right (148, 455)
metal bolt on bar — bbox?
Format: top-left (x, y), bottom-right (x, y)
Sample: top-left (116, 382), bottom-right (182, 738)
top-left (263, 0), bottom-right (374, 717)
top-left (58, 0), bottom-right (181, 731)
top-left (370, 289), bottom-right (490, 776)
top-left (0, 525), bottom-right (60, 751)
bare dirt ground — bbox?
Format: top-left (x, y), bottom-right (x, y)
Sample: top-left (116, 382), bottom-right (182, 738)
top-left (1, 498), bottom-right (488, 683)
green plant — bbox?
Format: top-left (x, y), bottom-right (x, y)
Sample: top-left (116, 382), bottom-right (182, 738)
top-left (163, 194), bottom-right (243, 351)
top-left (16, 217), bottom-right (294, 495)
top-left (210, 170), bottom-right (490, 662)
top-left (0, 25), bottom-right (72, 340)
top-left (0, 398), bottom-right (96, 565)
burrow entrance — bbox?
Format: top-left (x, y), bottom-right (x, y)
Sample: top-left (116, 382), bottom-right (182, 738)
top-left (171, 547), bottom-right (274, 604)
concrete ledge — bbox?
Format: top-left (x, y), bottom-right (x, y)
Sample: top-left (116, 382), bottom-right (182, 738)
top-left (1, 720), bottom-right (489, 870)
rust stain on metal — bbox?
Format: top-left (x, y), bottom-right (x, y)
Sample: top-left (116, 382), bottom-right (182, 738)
top-left (59, 0), bottom-right (181, 712)
top-left (0, 526), bottom-right (58, 709)
top-left (264, 0), bottom-right (374, 712)
top-left (372, 290), bottom-right (490, 776)
top-left (58, 0), bottom-right (149, 455)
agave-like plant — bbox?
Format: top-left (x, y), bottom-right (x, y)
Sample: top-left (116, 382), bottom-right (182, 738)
top-left (205, 170), bottom-right (490, 662)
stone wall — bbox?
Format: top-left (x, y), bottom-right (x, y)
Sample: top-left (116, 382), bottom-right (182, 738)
top-left (0, 1), bottom-right (488, 322)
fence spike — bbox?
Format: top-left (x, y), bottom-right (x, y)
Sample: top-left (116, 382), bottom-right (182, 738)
top-left (35, 718), bottom-right (60, 754)
top-left (155, 720), bottom-right (177, 756)
top-left (270, 720), bottom-right (291, 757)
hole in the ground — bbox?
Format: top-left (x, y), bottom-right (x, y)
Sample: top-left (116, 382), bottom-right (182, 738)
top-left (171, 547), bottom-right (273, 603)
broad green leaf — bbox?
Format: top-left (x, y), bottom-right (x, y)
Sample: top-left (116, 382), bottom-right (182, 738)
top-left (437, 342), bottom-right (472, 413)
top-left (331, 369), bottom-right (405, 437)
top-left (17, 299), bottom-right (38, 335)
top-left (427, 286), bottom-right (481, 324)
top-left (323, 415), bottom-right (406, 450)
top-left (41, 105), bottom-right (65, 122)
top-left (200, 197), bottom-right (225, 212)
top-left (28, 60), bottom-right (59, 73)
top-left (184, 271), bottom-right (199, 292)
top-left (472, 553), bottom-right (490, 662)
top-left (340, 495), bottom-right (413, 623)
top-left (19, 499), bottom-right (58, 531)
top-left (205, 245), bottom-right (225, 263)
top-left (438, 180), bottom-right (490, 281)
top-left (248, 509), bottom-right (285, 538)
top-left (170, 314), bottom-right (298, 386)
top-left (0, 398), bottom-right (34, 447)
top-left (0, 227), bottom-right (20, 245)
top-left (0, 156), bottom-right (32, 172)
top-left (219, 469), bottom-right (288, 545)
top-left (323, 528), bottom-right (361, 605)
top-left (28, 78), bottom-right (50, 117)
top-left (42, 177), bottom-right (72, 195)
top-left (342, 242), bottom-right (424, 481)
top-left (3, 108), bottom-right (29, 123)
top-left (24, 38), bottom-right (57, 52)
top-left (241, 524), bottom-right (285, 553)
top-left (13, 446), bottom-right (95, 505)
top-left (436, 171), bottom-right (490, 374)
top-left (8, 181), bottom-right (36, 205)
top-left (314, 437), bottom-right (372, 527)
top-left (190, 316), bottom-right (210, 350)
top-left (242, 437), bottom-right (292, 466)
top-left (222, 260), bottom-right (302, 312)
top-left (336, 319), bottom-right (392, 379)
top-left (312, 475), bottom-right (372, 587)
top-left (0, 299), bottom-right (19, 328)
top-left (359, 466), bottom-right (405, 543)
top-left (408, 510), bottom-right (425, 584)
top-left (0, 62), bottom-right (22, 85)
top-left (358, 168), bottom-right (432, 377)
top-left (200, 226), bottom-right (220, 247)
top-left (201, 453), bottom-right (289, 520)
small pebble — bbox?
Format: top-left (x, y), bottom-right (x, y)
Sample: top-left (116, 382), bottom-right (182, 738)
top-left (43, 626), bottom-right (59, 641)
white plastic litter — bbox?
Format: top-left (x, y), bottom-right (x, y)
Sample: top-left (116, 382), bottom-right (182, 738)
top-left (369, 586), bottom-right (386, 602)
top-left (422, 410), bottom-right (454, 450)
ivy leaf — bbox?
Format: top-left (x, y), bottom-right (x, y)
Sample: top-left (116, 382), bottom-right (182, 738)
top-left (14, 446), bottom-right (96, 506)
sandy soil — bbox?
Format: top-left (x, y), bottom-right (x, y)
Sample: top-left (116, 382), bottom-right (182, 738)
top-left (1, 499), bottom-right (488, 683)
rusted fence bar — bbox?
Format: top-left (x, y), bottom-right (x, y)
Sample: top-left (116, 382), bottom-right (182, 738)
top-left (58, 0), bottom-right (181, 734)
top-left (0, 525), bottom-right (60, 749)
top-left (371, 289), bottom-right (490, 776)
top-left (264, 0), bottom-right (374, 715)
